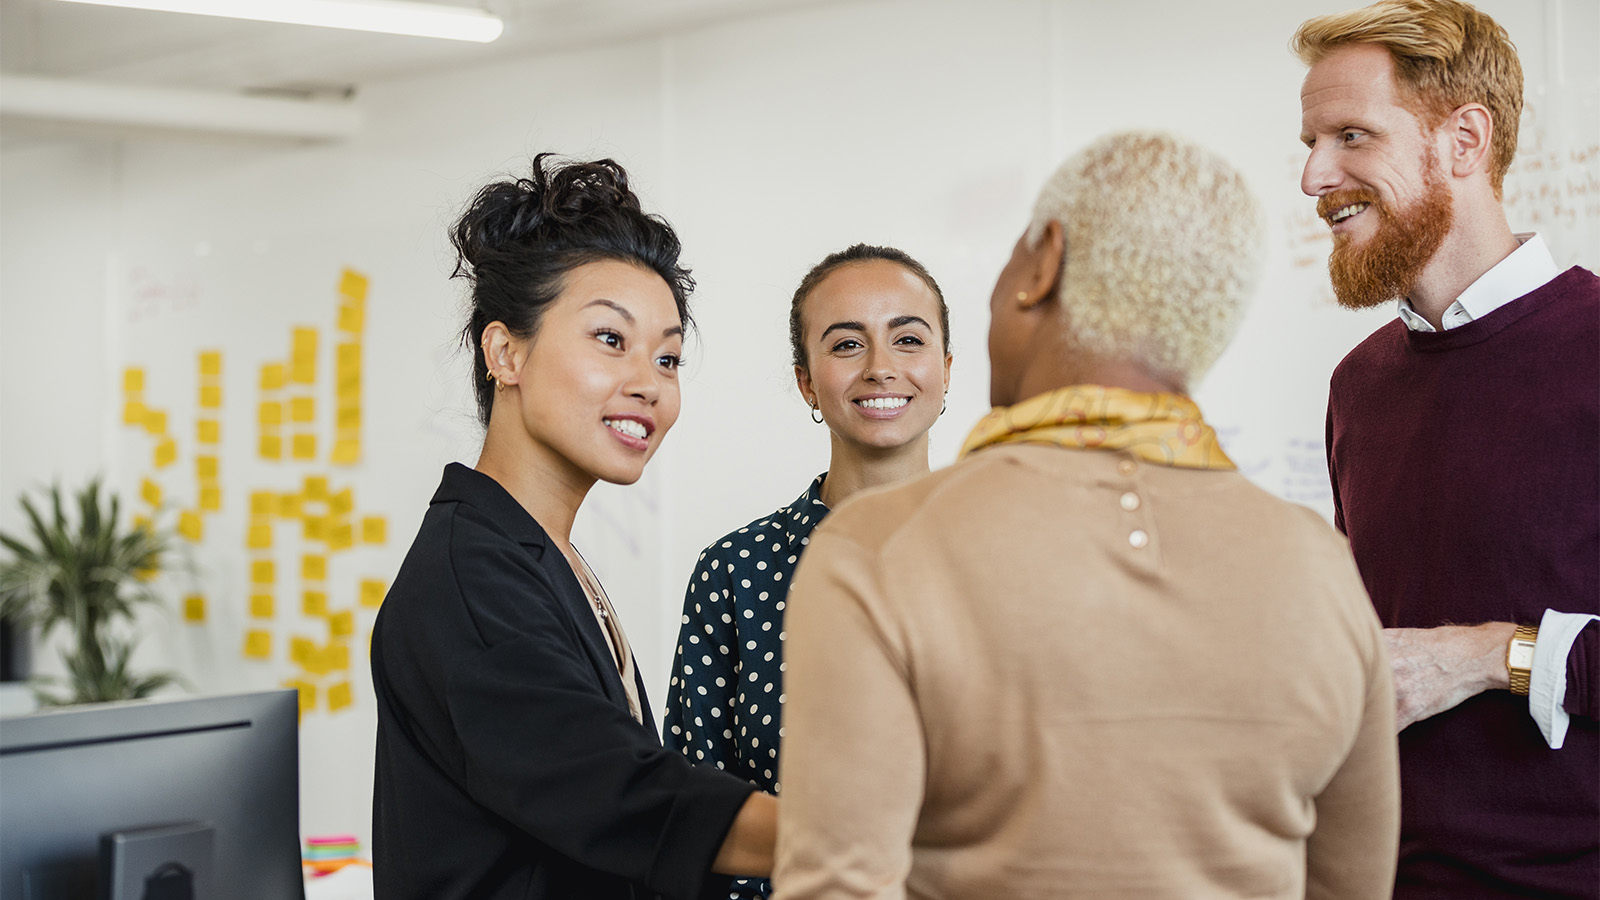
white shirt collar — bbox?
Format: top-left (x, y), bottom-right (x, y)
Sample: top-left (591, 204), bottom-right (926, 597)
top-left (1398, 232), bottom-right (1561, 332)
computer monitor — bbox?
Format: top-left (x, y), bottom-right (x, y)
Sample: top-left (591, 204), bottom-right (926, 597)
top-left (0, 689), bottom-right (304, 900)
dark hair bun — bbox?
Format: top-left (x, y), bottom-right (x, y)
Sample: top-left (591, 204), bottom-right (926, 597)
top-left (452, 153), bottom-right (695, 426)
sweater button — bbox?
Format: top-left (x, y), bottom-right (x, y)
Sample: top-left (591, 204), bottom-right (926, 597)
top-left (1120, 492), bottom-right (1141, 511)
top-left (1128, 529), bottom-right (1149, 549)
top-left (1118, 459), bottom-right (1137, 476)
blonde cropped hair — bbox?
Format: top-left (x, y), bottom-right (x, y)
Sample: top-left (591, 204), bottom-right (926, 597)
top-left (1026, 131), bottom-right (1264, 388)
top-left (1292, 0), bottom-right (1522, 195)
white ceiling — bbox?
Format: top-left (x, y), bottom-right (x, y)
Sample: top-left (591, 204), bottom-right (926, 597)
top-left (0, 0), bottom-right (850, 95)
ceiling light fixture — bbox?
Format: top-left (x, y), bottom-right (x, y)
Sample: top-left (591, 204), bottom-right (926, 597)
top-left (52, 0), bottom-right (504, 43)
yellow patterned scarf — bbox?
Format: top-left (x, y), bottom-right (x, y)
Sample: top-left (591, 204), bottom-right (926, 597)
top-left (958, 385), bottom-right (1235, 470)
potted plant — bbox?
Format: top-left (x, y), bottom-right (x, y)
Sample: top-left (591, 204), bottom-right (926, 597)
top-left (0, 479), bottom-right (182, 706)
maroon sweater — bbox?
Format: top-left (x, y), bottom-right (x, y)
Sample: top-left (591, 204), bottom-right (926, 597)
top-left (1326, 266), bottom-right (1599, 898)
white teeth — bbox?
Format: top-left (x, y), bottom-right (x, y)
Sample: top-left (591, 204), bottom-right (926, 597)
top-left (1329, 202), bottom-right (1369, 223)
top-left (856, 397), bottom-right (908, 410)
top-left (605, 418), bottom-right (647, 439)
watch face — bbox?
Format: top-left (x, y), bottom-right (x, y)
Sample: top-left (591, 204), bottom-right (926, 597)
top-left (1509, 639), bottom-right (1537, 670)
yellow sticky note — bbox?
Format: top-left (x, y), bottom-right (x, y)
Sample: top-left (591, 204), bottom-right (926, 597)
top-left (284, 678), bottom-right (316, 717)
top-left (277, 492), bottom-right (303, 519)
top-left (329, 609), bottom-right (354, 638)
top-left (258, 401), bottom-right (283, 427)
top-left (199, 385), bottom-right (222, 409)
top-left (303, 476), bottom-right (329, 501)
top-left (144, 409), bottom-right (168, 435)
top-left (301, 555), bottom-right (328, 582)
top-left (337, 304), bottom-right (365, 334)
top-left (291, 433), bottom-right (317, 461)
top-left (361, 516), bottom-right (387, 545)
top-left (359, 579), bottom-right (386, 609)
top-left (197, 418), bottom-right (220, 444)
top-left (292, 326), bottom-right (319, 356)
top-left (338, 269), bottom-right (369, 303)
top-left (327, 519), bottom-right (354, 552)
top-left (260, 362), bottom-right (286, 391)
top-left (177, 510), bottom-right (203, 542)
top-left (303, 516), bottom-right (328, 543)
top-left (258, 434), bottom-right (282, 461)
top-left (123, 367), bottom-right (145, 394)
top-left (290, 396), bottom-right (315, 423)
top-left (140, 478), bottom-right (162, 507)
top-left (250, 491), bottom-right (274, 516)
top-left (302, 590), bottom-right (328, 617)
top-left (327, 680), bottom-right (353, 712)
top-left (251, 559), bottom-right (276, 585)
top-left (123, 400), bottom-right (148, 425)
top-left (330, 439), bottom-right (360, 465)
top-left (335, 405), bottom-right (361, 429)
top-left (196, 455), bottom-right (219, 480)
top-left (290, 637), bottom-right (315, 665)
top-left (290, 359), bottom-right (316, 384)
top-left (329, 488), bottom-right (353, 516)
top-left (336, 342), bottom-right (361, 371)
top-left (198, 350), bottom-right (222, 377)
top-left (323, 643), bottom-right (351, 672)
top-left (183, 594), bottom-right (206, 622)
top-left (246, 521), bottom-right (273, 549)
top-left (243, 630), bottom-right (272, 659)
top-left (199, 485), bottom-right (221, 512)
top-left (249, 593), bottom-right (274, 618)
top-left (154, 439), bottom-right (178, 468)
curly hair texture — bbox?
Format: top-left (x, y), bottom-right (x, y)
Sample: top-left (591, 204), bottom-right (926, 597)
top-left (452, 153), bottom-right (695, 425)
top-left (1026, 131), bottom-right (1264, 389)
top-left (1292, 0), bottom-right (1523, 196)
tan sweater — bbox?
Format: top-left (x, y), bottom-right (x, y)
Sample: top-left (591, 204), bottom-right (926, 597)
top-left (773, 445), bottom-right (1398, 900)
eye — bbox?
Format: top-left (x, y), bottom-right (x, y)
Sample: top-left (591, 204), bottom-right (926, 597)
top-left (595, 329), bottom-right (623, 350)
top-left (657, 353), bottom-right (681, 371)
top-left (894, 334), bottom-right (926, 347)
top-left (1341, 130), bottom-right (1364, 144)
top-left (829, 338), bottom-right (864, 353)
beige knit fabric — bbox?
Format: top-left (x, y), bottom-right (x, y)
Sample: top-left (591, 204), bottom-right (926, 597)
top-left (1026, 131), bottom-right (1265, 386)
top-left (773, 445), bottom-right (1398, 900)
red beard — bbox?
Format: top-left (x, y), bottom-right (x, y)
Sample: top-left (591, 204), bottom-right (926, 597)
top-left (1320, 160), bottom-right (1454, 311)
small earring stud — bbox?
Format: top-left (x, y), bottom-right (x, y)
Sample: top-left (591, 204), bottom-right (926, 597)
top-left (1017, 291), bottom-right (1029, 303)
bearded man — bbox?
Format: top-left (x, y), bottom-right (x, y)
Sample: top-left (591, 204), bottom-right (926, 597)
top-left (1295, 1), bottom-right (1598, 896)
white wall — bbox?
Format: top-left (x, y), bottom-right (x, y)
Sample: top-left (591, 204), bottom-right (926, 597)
top-left (3, 0), bottom-right (1596, 855)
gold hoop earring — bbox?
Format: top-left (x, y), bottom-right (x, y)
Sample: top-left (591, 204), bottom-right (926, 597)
top-left (940, 395), bottom-right (947, 416)
top-left (485, 369), bottom-right (494, 382)
top-left (810, 405), bottom-right (824, 424)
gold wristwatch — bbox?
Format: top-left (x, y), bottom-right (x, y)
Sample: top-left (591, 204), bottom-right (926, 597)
top-left (1507, 624), bottom-right (1538, 696)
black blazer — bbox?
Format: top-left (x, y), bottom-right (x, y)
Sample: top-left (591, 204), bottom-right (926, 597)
top-left (371, 464), bottom-right (755, 900)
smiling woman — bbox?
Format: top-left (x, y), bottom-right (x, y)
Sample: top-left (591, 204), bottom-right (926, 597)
top-left (662, 243), bottom-right (951, 900)
top-left (369, 155), bottom-right (775, 900)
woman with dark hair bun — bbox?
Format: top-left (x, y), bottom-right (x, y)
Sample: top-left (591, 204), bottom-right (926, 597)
top-left (662, 244), bottom-right (952, 900)
top-left (371, 154), bottom-right (775, 900)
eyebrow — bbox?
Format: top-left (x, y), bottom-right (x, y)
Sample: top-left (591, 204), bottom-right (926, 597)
top-left (819, 315), bottom-right (933, 341)
top-left (585, 298), bottom-right (683, 339)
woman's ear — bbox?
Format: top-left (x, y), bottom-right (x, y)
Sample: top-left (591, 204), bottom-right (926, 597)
top-left (794, 364), bottom-right (817, 409)
top-left (1022, 220), bottom-right (1066, 308)
top-left (482, 322), bottom-right (520, 386)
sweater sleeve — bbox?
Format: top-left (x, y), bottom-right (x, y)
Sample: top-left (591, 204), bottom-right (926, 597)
top-left (1565, 620), bottom-right (1597, 718)
top-left (1305, 578), bottom-right (1400, 900)
top-left (444, 522), bottom-right (755, 900)
top-left (772, 529), bottom-right (922, 900)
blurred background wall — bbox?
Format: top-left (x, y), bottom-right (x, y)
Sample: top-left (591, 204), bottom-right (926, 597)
top-left (2, 0), bottom-right (1596, 853)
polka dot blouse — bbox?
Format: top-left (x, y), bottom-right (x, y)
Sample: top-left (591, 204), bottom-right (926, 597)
top-left (664, 474), bottom-right (829, 900)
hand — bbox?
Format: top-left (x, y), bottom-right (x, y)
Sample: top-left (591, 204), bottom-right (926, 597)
top-left (1384, 623), bottom-right (1516, 731)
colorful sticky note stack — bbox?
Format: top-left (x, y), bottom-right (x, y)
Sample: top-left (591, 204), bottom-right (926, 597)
top-left (303, 834), bottom-right (364, 878)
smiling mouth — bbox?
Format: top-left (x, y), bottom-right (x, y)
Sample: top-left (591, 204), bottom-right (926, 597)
top-left (855, 397), bottom-right (909, 410)
top-left (604, 418), bottom-right (649, 440)
top-left (1327, 202), bottom-right (1370, 225)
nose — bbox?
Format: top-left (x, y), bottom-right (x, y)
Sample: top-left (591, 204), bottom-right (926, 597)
top-left (863, 344), bottom-right (896, 384)
top-left (1301, 142), bottom-right (1341, 197)
top-left (623, 352), bottom-right (661, 404)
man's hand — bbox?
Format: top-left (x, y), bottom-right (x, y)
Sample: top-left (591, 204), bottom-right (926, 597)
top-left (1384, 623), bottom-right (1516, 731)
